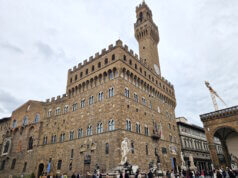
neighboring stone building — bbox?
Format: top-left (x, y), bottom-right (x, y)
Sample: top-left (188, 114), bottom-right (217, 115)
top-left (0, 2), bottom-right (181, 177)
top-left (0, 117), bottom-right (11, 154)
top-left (200, 106), bottom-right (238, 170)
top-left (176, 117), bottom-right (223, 172)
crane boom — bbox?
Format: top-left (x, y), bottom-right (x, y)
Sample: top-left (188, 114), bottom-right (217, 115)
top-left (205, 81), bottom-right (227, 111)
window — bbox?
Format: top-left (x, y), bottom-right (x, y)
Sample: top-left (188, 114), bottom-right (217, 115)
top-left (97, 123), bottom-right (103, 134)
top-left (3, 140), bottom-right (10, 154)
top-left (108, 119), bottom-right (115, 131)
top-left (22, 162), bottom-right (27, 172)
top-left (144, 126), bottom-right (149, 136)
top-left (60, 133), bottom-right (65, 142)
top-left (144, 71), bottom-right (146, 76)
top-left (98, 62), bottom-right (101, 68)
top-left (28, 137), bottom-right (33, 150)
top-left (69, 162), bottom-right (72, 170)
top-left (162, 147), bottom-right (167, 154)
top-left (104, 58), bottom-right (108, 64)
top-left (131, 141), bottom-right (134, 154)
top-left (140, 67), bottom-right (142, 73)
top-left (23, 116), bottom-right (28, 126)
top-left (70, 78), bottom-right (72, 83)
top-left (0, 160), bottom-right (5, 170)
top-left (89, 96), bottom-right (94, 105)
top-left (168, 123), bottom-right (171, 129)
top-left (69, 131), bottom-right (74, 140)
top-left (75, 75), bottom-right (78, 81)
top-left (70, 149), bottom-right (74, 159)
top-left (48, 109), bottom-right (52, 117)
top-left (126, 120), bottom-right (131, 131)
top-left (11, 159), bottom-right (16, 169)
top-left (72, 103), bottom-right (78, 111)
top-left (169, 135), bottom-right (173, 142)
top-left (125, 88), bottom-right (129, 98)
top-left (80, 72), bottom-right (83, 78)
top-left (43, 136), bottom-right (48, 145)
top-left (12, 120), bottom-right (17, 128)
top-left (64, 105), bottom-right (69, 113)
top-left (81, 99), bottom-right (85, 108)
top-left (35, 113), bottom-right (40, 123)
top-left (134, 93), bottom-right (138, 102)
top-left (149, 100), bottom-right (152, 109)
top-left (135, 64), bottom-right (137, 69)
top-left (98, 92), bottom-right (104, 101)
top-left (123, 55), bottom-right (127, 61)
top-left (109, 72), bottom-right (114, 80)
top-left (92, 65), bottom-right (95, 72)
top-left (105, 143), bottom-right (109, 154)
top-left (57, 160), bottom-right (62, 170)
top-left (109, 87), bottom-right (114, 98)
top-left (78, 128), bottom-right (83, 138)
top-left (86, 69), bottom-right (88, 75)
top-left (129, 59), bottom-right (132, 65)
top-left (51, 135), bottom-right (56, 144)
top-left (136, 123), bottom-right (141, 133)
top-left (146, 144), bottom-right (149, 155)
top-left (55, 107), bottom-right (61, 115)
top-left (142, 97), bottom-right (146, 105)
top-left (155, 148), bottom-right (158, 156)
top-left (173, 125), bottom-right (176, 131)
top-left (112, 54), bottom-right (115, 61)
top-left (171, 114), bottom-right (174, 120)
top-left (166, 112), bottom-right (169, 119)
top-left (87, 125), bottom-right (92, 136)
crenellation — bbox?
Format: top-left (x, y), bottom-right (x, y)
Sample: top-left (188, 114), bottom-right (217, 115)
top-left (73, 66), bottom-right (77, 72)
top-left (101, 48), bottom-right (106, 55)
top-left (46, 99), bottom-right (50, 103)
top-left (108, 44), bottom-right (113, 50)
top-left (83, 59), bottom-right (88, 65)
top-left (116, 39), bottom-right (123, 46)
top-left (56, 95), bottom-right (60, 100)
top-left (135, 53), bottom-right (138, 60)
top-left (129, 49), bottom-right (134, 55)
top-left (89, 56), bottom-right (93, 62)
top-left (78, 63), bottom-right (82, 69)
top-left (95, 52), bottom-right (99, 58)
top-left (124, 44), bottom-right (128, 52)
top-left (51, 97), bottom-right (55, 102)
top-left (68, 69), bottom-right (72, 73)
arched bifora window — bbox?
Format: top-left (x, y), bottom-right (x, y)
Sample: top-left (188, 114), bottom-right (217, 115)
top-left (35, 113), bottom-right (40, 123)
top-left (3, 140), bottom-right (10, 154)
top-left (28, 137), bottom-right (33, 150)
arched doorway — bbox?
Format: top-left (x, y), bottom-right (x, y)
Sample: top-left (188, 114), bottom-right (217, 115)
top-left (38, 163), bottom-right (44, 178)
top-left (213, 127), bottom-right (238, 169)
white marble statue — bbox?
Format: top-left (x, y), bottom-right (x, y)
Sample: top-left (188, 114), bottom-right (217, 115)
top-left (120, 138), bottom-right (130, 165)
top-left (189, 154), bottom-right (196, 170)
top-left (181, 152), bottom-right (186, 170)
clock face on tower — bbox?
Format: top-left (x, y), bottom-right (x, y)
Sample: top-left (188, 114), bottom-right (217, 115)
top-left (154, 64), bottom-right (161, 75)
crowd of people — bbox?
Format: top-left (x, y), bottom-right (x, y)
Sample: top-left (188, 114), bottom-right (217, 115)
top-left (37, 167), bottom-right (238, 178)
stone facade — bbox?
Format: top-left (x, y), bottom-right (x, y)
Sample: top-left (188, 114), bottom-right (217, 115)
top-left (176, 117), bottom-right (223, 172)
top-left (0, 2), bottom-right (181, 177)
top-left (200, 106), bottom-right (238, 169)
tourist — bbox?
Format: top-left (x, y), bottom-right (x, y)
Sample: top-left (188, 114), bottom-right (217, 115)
top-left (125, 171), bottom-right (130, 178)
top-left (76, 172), bottom-right (80, 178)
top-left (166, 170), bottom-right (171, 178)
top-left (200, 170), bottom-right (205, 178)
top-left (148, 170), bottom-right (153, 178)
top-left (216, 170), bottom-right (222, 178)
top-left (72, 173), bottom-right (76, 178)
top-left (228, 168), bottom-right (235, 178)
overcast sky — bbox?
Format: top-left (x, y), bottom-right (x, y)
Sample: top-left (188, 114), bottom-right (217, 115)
top-left (0, 0), bottom-right (237, 126)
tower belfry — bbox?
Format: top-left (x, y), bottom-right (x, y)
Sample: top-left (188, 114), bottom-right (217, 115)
top-left (134, 2), bottom-right (161, 75)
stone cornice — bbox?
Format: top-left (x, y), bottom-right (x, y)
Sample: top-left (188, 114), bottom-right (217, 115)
top-left (200, 105), bottom-right (238, 122)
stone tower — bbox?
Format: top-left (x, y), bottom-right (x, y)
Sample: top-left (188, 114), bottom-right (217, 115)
top-left (134, 1), bottom-right (161, 75)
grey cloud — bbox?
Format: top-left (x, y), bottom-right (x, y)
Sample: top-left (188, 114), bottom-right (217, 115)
top-left (0, 42), bottom-right (23, 54)
top-left (0, 89), bottom-right (22, 117)
top-left (35, 41), bottom-right (54, 57)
